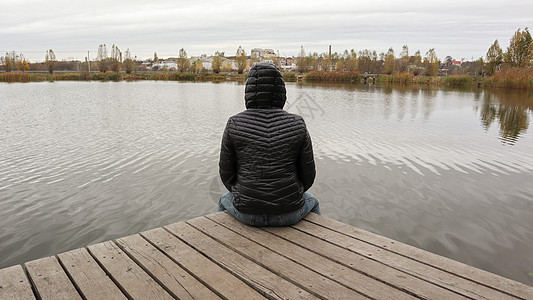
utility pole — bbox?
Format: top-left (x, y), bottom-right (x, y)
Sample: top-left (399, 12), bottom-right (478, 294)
top-left (88, 51), bottom-right (91, 73)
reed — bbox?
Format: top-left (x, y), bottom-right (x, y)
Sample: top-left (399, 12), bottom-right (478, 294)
top-left (486, 68), bottom-right (533, 89)
top-left (0, 72), bottom-right (31, 82)
top-left (305, 71), bottom-right (361, 82)
top-left (377, 73), bottom-right (414, 84)
top-left (282, 72), bottom-right (296, 82)
top-left (444, 75), bottom-right (473, 86)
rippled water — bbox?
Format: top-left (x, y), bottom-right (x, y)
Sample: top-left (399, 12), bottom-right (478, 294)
top-left (1, 81), bottom-right (532, 286)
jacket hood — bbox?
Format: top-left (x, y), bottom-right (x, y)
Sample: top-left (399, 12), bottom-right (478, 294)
top-left (245, 63), bottom-right (286, 109)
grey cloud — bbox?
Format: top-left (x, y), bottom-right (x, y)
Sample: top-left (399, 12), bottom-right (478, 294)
top-left (1, 0), bottom-right (531, 62)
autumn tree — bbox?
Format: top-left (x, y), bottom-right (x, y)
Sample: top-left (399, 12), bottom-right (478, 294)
top-left (308, 52), bottom-right (319, 71)
top-left (212, 51), bottom-right (223, 73)
top-left (17, 54), bottom-right (30, 72)
top-left (123, 49), bottom-right (137, 73)
top-left (191, 59), bottom-right (203, 73)
top-left (44, 49), bottom-right (57, 74)
top-left (411, 50), bottom-right (423, 75)
top-left (329, 52), bottom-right (340, 71)
top-left (476, 57), bottom-right (485, 76)
top-left (344, 49), bottom-right (358, 72)
top-left (335, 52), bottom-right (345, 71)
top-left (399, 45), bottom-right (409, 73)
top-left (1, 51), bottom-right (17, 72)
top-left (97, 44), bottom-right (109, 73)
top-left (177, 48), bottom-right (190, 72)
top-left (504, 27), bottom-right (533, 67)
top-left (296, 46), bottom-right (309, 73)
top-left (110, 44), bottom-right (121, 72)
top-left (485, 40), bottom-right (503, 75)
top-left (235, 46), bottom-right (247, 74)
top-left (358, 49), bottom-right (372, 73)
top-left (384, 47), bottom-right (395, 75)
top-left (423, 48), bottom-right (439, 76)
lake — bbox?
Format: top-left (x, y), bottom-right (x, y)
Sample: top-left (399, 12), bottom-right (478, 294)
top-left (1, 80), bottom-right (532, 286)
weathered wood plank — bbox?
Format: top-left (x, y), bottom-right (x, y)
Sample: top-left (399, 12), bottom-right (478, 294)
top-left (0, 265), bottom-right (35, 300)
top-left (116, 233), bottom-right (221, 300)
top-left (291, 218), bottom-right (518, 300)
top-left (25, 256), bottom-right (82, 300)
top-left (87, 241), bottom-right (173, 300)
top-left (141, 226), bottom-right (266, 300)
top-left (304, 213), bottom-right (533, 299)
top-left (204, 213), bottom-right (426, 299)
top-left (187, 214), bottom-right (390, 300)
top-left (211, 213), bottom-right (469, 299)
top-left (166, 221), bottom-right (318, 300)
top-left (57, 247), bottom-right (126, 300)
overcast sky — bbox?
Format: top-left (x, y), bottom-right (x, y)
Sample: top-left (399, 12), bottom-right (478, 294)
top-left (1, 0), bottom-right (532, 62)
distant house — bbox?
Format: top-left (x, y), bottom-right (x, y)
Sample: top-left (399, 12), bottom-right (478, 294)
top-left (152, 61), bottom-right (177, 71)
top-left (251, 48), bottom-right (276, 60)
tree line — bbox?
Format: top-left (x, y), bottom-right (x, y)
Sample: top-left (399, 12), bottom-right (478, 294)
top-left (1, 28), bottom-right (531, 76)
top-left (295, 28), bottom-right (532, 76)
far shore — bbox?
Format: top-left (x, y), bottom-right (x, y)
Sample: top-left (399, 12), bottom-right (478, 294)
top-left (1, 69), bottom-right (532, 90)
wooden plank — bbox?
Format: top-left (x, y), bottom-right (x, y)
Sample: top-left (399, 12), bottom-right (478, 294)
top-left (87, 241), bottom-right (173, 300)
top-left (204, 213), bottom-right (422, 299)
top-left (141, 226), bottom-right (266, 300)
top-left (0, 265), bottom-right (35, 300)
top-left (116, 234), bottom-right (221, 300)
top-left (211, 214), bottom-right (468, 300)
top-left (57, 247), bottom-right (126, 300)
top-left (304, 213), bottom-right (533, 299)
top-left (290, 219), bottom-right (518, 300)
top-left (186, 214), bottom-right (392, 300)
top-left (167, 221), bottom-right (319, 300)
top-left (25, 256), bottom-right (82, 300)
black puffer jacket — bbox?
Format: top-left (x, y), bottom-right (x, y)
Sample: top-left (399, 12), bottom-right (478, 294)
top-left (219, 63), bottom-right (316, 214)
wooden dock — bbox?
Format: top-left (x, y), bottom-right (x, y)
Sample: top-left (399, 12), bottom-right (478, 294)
top-left (1, 212), bottom-right (532, 299)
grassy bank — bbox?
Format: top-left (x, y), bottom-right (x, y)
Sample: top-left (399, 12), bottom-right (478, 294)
top-left (0, 72), bottom-right (251, 83)
top-left (0, 72), bottom-right (300, 83)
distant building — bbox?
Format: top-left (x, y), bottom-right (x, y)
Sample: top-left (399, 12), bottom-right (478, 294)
top-left (152, 61), bottom-right (177, 71)
top-left (251, 48), bottom-right (276, 60)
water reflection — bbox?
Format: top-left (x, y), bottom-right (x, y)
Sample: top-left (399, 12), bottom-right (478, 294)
top-left (477, 89), bottom-right (532, 145)
top-left (301, 82), bottom-right (532, 145)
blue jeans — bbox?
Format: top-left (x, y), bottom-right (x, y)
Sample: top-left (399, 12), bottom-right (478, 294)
top-left (217, 191), bottom-right (320, 227)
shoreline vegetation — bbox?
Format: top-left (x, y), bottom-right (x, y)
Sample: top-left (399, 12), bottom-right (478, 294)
top-left (1, 68), bottom-right (532, 89)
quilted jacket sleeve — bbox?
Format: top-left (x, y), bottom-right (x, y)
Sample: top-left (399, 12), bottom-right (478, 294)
top-left (219, 119), bottom-right (237, 191)
top-left (297, 127), bottom-right (316, 191)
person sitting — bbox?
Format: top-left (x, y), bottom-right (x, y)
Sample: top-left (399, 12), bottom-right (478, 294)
top-left (217, 62), bottom-right (320, 226)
